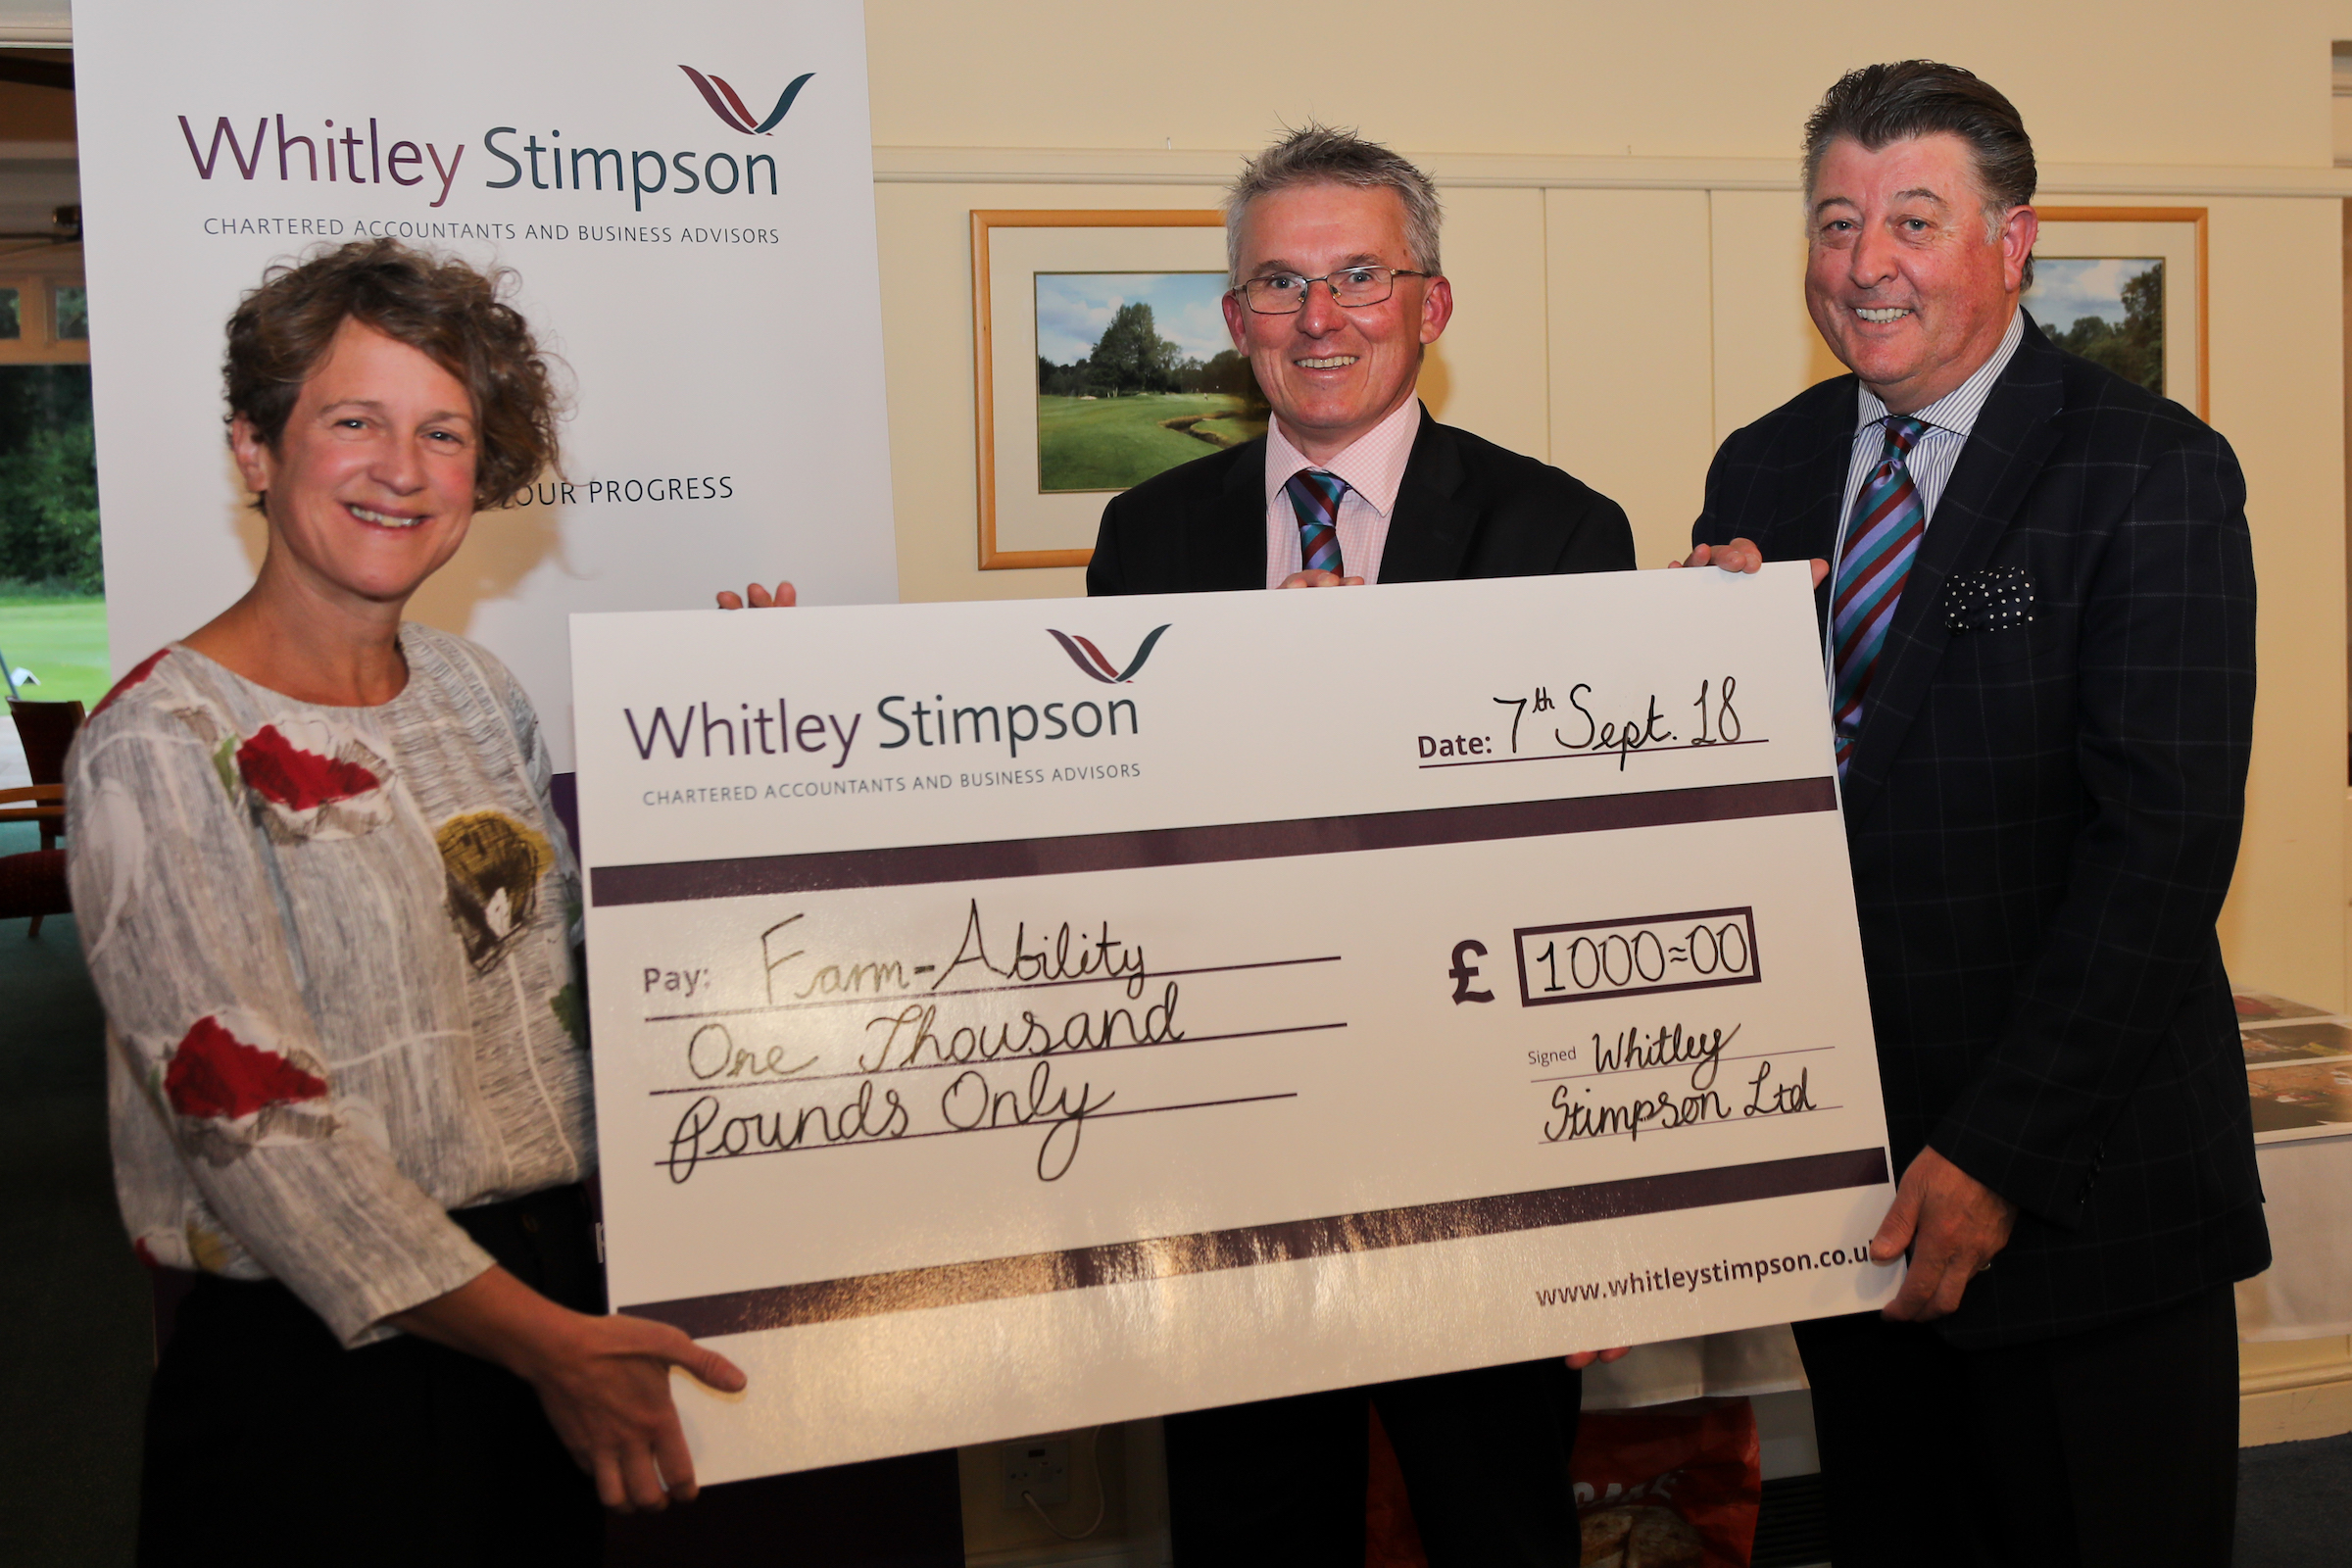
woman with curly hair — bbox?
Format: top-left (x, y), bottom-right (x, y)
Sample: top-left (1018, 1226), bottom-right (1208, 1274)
top-left (65, 237), bottom-right (743, 1565)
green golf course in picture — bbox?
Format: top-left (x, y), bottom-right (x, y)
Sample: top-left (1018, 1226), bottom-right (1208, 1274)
top-left (1037, 392), bottom-right (1268, 493)
top-left (1036, 270), bottom-right (1267, 493)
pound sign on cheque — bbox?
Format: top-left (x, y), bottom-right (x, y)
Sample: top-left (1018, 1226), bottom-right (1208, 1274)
top-left (1448, 940), bottom-right (1495, 1004)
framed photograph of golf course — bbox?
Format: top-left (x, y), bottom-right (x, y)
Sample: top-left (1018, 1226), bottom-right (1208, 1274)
top-left (2026, 207), bottom-right (2206, 418)
top-left (973, 210), bottom-right (1259, 569)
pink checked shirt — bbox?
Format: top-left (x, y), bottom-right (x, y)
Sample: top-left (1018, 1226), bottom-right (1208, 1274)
top-left (1261, 394), bottom-right (1423, 588)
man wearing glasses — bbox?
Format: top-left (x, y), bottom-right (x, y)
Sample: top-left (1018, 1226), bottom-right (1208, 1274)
top-left (1090, 126), bottom-right (1631, 1567)
top-left (1086, 125), bottom-right (1632, 603)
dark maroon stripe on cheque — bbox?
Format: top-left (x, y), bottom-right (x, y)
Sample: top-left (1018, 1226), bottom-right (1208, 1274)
top-left (591, 776), bottom-right (1836, 907)
top-left (620, 1146), bottom-right (1889, 1337)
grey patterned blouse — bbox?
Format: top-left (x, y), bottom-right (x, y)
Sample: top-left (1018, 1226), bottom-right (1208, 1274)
top-left (66, 624), bottom-right (593, 1346)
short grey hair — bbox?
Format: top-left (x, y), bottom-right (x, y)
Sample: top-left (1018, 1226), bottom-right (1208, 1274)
top-left (1224, 124), bottom-right (1443, 281)
top-left (1801, 61), bottom-right (2038, 289)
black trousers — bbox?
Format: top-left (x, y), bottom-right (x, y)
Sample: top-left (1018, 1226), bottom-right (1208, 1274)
top-left (139, 1186), bottom-right (967, 1568)
top-left (1164, 1357), bottom-right (1582, 1567)
top-left (1792, 1284), bottom-right (2241, 1568)
top-left (138, 1184), bottom-right (606, 1568)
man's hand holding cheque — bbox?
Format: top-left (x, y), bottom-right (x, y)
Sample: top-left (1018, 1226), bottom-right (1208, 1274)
top-left (714, 580), bottom-right (797, 610)
top-left (1674, 538), bottom-right (1830, 588)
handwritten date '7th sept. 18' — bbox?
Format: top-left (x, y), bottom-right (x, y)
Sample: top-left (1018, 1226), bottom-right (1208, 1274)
top-left (1421, 678), bottom-right (1748, 769)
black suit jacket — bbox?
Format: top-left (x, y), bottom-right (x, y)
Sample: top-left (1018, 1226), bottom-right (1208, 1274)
top-left (1087, 407), bottom-right (1634, 593)
top-left (1695, 317), bottom-right (2268, 1348)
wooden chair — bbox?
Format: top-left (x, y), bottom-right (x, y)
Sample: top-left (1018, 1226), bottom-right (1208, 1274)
top-left (8, 698), bottom-right (83, 851)
top-left (0, 784), bottom-right (69, 938)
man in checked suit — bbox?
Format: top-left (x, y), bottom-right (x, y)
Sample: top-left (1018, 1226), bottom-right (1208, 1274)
top-left (1090, 127), bottom-right (1632, 1566)
top-left (1686, 63), bottom-right (2266, 1566)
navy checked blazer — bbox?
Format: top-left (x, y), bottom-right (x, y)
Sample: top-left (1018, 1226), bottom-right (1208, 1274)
top-left (1695, 314), bottom-right (2270, 1349)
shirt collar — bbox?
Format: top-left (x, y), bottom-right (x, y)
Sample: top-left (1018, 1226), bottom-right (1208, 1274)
top-left (1855, 307), bottom-right (2025, 438)
top-left (1264, 395), bottom-right (1423, 516)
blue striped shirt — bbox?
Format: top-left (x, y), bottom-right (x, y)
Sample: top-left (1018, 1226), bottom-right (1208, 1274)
top-left (1836, 308), bottom-right (2026, 552)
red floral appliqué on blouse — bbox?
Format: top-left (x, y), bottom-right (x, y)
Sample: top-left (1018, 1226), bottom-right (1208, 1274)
top-left (234, 724), bottom-right (384, 810)
top-left (164, 1015), bottom-right (329, 1121)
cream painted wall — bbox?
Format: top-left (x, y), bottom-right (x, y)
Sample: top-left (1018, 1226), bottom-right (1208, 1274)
top-left (863, 4), bottom-right (2331, 171)
top-left (1419, 185), bottom-right (1550, 466)
top-left (1545, 188), bottom-right (1712, 568)
top-left (1707, 190), bottom-right (1848, 445)
top-left (2199, 193), bottom-right (2347, 1005)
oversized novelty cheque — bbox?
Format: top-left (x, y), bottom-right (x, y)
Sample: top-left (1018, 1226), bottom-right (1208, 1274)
top-left (569, 563), bottom-right (1897, 1483)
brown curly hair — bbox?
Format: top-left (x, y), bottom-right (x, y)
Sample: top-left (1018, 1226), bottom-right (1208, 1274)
top-left (223, 238), bottom-right (562, 511)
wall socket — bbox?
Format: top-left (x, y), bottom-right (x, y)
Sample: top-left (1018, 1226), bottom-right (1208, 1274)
top-left (1001, 1437), bottom-right (1071, 1509)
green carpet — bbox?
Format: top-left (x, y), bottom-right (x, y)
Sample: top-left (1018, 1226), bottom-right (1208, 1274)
top-left (0, 819), bottom-right (149, 1567)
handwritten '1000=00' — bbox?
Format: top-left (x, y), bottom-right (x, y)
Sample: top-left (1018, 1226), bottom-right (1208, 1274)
top-left (1511, 908), bottom-right (1761, 1007)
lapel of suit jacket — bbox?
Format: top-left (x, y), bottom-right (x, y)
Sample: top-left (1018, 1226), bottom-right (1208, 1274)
top-left (1198, 437), bottom-right (1272, 591)
top-left (1366, 405), bottom-right (1473, 584)
top-left (1837, 318), bottom-right (2068, 826)
top-left (1772, 388), bottom-right (1859, 639)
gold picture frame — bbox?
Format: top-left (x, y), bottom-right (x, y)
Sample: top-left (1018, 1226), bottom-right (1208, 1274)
top-left (971, 209), bottom-right (1229, 570)
top-left (2031, 206), bottom-right (2207, 419)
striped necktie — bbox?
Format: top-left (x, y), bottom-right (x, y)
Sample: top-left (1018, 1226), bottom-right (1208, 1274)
top-left (1285, 468), bottom-right (1349, 577)
top-left (1830, 415), bottom-right (1932, 775)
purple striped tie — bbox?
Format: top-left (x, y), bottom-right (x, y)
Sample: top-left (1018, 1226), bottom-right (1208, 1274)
top-left (1830, 416), bottom-right (1932, 775)
top-left (1285, 468), bottom-right (1348, 576)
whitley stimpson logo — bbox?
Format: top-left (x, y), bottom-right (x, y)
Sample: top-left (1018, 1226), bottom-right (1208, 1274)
top-left (179, 60), bottom-right (821, 217)
top-left (677, 66), bottom-right (816, 135)
top-left (1047, 625), bottom-right (1172, 685)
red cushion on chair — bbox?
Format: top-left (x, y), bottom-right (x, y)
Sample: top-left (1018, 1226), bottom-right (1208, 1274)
top-left (0, 849), bottom-right (70, 920)
top-left (8, 699), bottom-right (85, 788)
